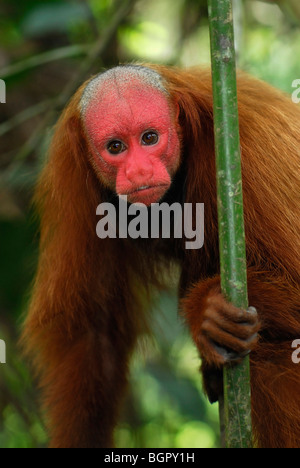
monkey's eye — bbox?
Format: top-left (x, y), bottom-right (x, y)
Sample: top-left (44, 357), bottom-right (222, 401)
top-left (142, 132), bottom-right (159, 146)
top-left (107, 140), bottom-right (126, 155)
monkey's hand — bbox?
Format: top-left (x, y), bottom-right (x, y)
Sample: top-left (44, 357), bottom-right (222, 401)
top-left (183, 278), bottom-right (261, 368)
top-left (198, 295), bottom-right (259, 366)
top-left (183, 279), bottom-right (260, 403)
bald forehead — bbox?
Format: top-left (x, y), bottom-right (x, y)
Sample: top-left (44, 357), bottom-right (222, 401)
top-left (80, 65), bottom-right (168, 115)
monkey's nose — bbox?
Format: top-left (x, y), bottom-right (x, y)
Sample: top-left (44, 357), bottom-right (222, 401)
top-left (126, 161), bottom-right (153, 183)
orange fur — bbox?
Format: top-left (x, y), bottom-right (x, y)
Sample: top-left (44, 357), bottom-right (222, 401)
top-left (22, 65), bottom-right (300, 448)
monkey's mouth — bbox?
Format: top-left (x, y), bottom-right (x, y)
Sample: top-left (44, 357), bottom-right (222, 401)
top-left (130, 184), bottom-right (169, 193)
top-left (125, 184), bottom-right (170, 205)
top-left (136, 185), bottom-right (153, 191)
top-left (134, 185), bottom-right (161, 193)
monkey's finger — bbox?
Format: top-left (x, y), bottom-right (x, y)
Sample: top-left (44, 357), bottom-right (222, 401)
top-left (207, 295), bottom-right (259, 324)
top-left (203, 307), bottom-right (260, 341)
top-left (197, 331), bottom-right (254, 367)
top-left (201, 318), bottom-right (259, 355)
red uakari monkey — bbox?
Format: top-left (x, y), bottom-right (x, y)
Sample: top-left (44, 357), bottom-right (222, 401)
top-left (22, 64), bottom-right (300, 448)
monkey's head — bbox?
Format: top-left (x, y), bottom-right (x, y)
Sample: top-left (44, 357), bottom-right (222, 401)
top-left (80, 65), bottom-right (181, 205)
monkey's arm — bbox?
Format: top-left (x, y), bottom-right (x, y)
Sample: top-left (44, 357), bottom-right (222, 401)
top-left (182, 269), bottom-right (300, 399)
top-left (182, 269), bottom-right (300, 447)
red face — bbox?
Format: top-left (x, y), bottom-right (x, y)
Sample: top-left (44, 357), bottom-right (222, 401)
top-left (83, 82), bottom-right (181, 205)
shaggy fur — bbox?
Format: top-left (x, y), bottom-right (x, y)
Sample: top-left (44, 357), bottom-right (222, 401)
top-left (22, 64), bottom-right (300, 448)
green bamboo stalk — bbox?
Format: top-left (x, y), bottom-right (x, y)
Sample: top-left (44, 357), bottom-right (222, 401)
top-left (207, 0), bottom-right (252, 448)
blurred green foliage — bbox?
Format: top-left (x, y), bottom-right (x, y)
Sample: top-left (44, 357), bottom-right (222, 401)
top-left (0, 0), bottom-right (299, 449)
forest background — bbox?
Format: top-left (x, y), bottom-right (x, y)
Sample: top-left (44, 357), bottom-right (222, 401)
top-left (0, 0), bottom-right (299, 448)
